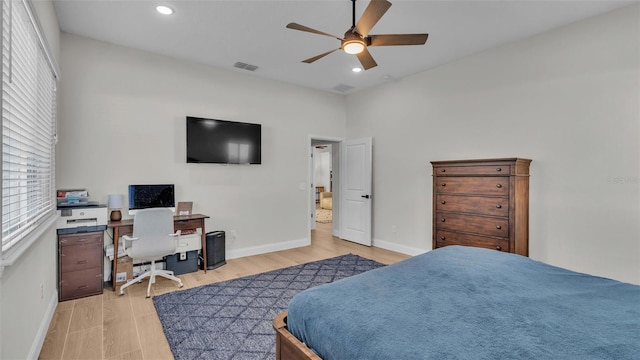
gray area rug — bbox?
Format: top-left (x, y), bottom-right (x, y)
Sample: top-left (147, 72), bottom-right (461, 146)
top-left (153, 254), bottom-right (384, 360)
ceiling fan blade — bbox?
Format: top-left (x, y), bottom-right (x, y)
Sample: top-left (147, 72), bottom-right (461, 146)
top-left (302, 49), bottom-right (341, 64)
top-left (286, 23), bottom-right (343, 41)
top-left (368, 33), bottom-right (429, 46)
top-left (355, 0), bottom-right (392, 37)
top-left (356, 47), bottom-right (377, 70)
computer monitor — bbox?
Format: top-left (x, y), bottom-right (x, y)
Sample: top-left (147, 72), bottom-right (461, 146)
top-left (128, 184), bottom-right (175, 215)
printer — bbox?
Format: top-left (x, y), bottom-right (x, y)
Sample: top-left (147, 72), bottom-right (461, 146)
top-left (56, 204), bottom-right (108, 235)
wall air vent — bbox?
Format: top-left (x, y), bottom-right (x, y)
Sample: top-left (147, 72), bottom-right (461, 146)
top-left (233, 62), bottom-right (259, 71)
top-left (332, 84), bottom-right (354, 93)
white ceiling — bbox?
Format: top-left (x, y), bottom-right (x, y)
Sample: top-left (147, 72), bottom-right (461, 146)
top-left (53, 0), bottom-right (637, 94)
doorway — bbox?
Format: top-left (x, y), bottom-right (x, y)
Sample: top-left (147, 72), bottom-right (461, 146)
top-left (310, 137), bottom-right (341, 237)
top-left (314, 144), bottom-right (333, 225)
top-left (308, 136), bottom-right (373, 246)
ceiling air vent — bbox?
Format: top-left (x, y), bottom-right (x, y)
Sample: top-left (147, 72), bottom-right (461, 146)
top-left (332, 84), bottom-right (355, 93)
top-left (233, 62), bottom-right (258, 71)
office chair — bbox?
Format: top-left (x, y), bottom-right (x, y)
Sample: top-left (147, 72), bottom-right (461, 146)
top-left (119, 208), bottom-right (183, 297)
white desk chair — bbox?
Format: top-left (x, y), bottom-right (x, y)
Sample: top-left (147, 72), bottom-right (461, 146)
top-left (119, 208), bottom-right (183, 297)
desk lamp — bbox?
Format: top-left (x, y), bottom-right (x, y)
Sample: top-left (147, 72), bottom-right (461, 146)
top-left (108, 194), bottom-right (124, 222)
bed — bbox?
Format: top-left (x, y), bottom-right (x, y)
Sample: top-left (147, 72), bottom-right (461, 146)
top-left (273, 246), bottom-right (640, 359)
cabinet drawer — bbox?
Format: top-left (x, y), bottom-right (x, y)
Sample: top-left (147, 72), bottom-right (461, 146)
top-left (436, 194), bottom-right (509, 217)
top-left (59, 232), bottom-right (102, 247)
top-left (435, 230), bottom-right (510, 252)
top-left (60, 242), bottom-right (103, 273)
top-left (436, 177), bottom-right (509, 196)
top-left (59, 267), bottom-right (103, 301)
top-left (436, 212), bottom-right (509, 238)
top-left (434, 165), bottom-right (510, 176)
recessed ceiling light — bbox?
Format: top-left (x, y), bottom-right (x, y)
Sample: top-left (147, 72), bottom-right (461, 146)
top-left (352, 67), bottom-right (362, 73)
top-left (156, 5), bottom-right (174, 15)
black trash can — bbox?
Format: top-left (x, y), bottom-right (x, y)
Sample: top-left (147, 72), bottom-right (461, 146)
top-left (200, 231), bottom-right (226, 270)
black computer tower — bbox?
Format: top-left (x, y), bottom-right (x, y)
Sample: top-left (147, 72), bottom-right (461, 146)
top-left (200, 231), bottom-right (226, 270)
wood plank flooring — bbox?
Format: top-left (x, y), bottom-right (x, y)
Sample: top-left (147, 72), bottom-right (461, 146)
top-left (38, 222), bottom-right (410, 360)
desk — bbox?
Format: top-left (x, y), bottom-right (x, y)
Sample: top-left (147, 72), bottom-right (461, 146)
top-left (107, 213), bottom-right (210, 291)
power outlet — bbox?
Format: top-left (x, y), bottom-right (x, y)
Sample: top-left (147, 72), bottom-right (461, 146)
top-left (391, 225), bottom-right (397, 233)
top-left (230, 230), bottom-right (237, 240)
top-left (179, 252), bottom-right (187, 261)
top-left (40, 283), bottom-right (44, 299)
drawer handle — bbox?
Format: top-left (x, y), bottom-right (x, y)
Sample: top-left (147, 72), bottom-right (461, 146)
top-left (496, 184), bottom-right (502, 188)
top-left (440, 236), bottom-right (446, 240)
top-left (76, 260), bottom-right (88, 265)
top-left (441, 200), bottom-right (446, 204)
top-left (496, 204), bottom-right (502, 209)
top-left (441, 169), bottom-right (446, 173)
top-left (76, 285), bottom-right (88, 290)
top-left (496, 225), bottom-right (502, 230)
top-left (441, 183), bottom-right (446, 187)
top-left (496, 245), bottom-right (502, 251)
top-left (496, 167), bottom-right (502, 172)
top-left (441, 218), bottom-right (446, 222)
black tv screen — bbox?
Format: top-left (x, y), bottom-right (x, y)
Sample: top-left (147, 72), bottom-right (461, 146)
top-left (186, 116), bottom-right (261, 164)
top-left (128, 184), bottom-right (175, 213)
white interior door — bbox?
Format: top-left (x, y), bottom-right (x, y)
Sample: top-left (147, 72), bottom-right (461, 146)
top-left (340, 137), bottom-right (372, 246)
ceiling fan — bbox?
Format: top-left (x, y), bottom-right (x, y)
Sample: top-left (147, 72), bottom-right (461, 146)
top-left (286, 0), bottom-right (428, 70)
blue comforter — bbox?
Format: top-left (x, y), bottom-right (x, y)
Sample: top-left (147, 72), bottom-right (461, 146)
top-left (287, 246), bottom-right (640, 359)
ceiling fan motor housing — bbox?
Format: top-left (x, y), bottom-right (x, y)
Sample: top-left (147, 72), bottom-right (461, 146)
top-left (342, 30), bottom-right (366, 53)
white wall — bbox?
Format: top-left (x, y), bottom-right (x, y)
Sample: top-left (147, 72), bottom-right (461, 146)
top-left (313, 146), bottom-right (332, 192)
top-left (0, 2), bottom-right (61, 359)
top-left (57, 34), bottom-right (347, 258)
top-left (346, 5), bottom-right (640, 284)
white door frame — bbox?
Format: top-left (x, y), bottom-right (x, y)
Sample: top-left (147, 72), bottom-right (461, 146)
top-left (308, 135), bottom-right (343, 239)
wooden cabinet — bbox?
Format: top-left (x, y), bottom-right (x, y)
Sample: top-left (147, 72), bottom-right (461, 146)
top-left (431, 158), bottom-right (531, 256)
top-left (58, 231), bottom-right (104, 301)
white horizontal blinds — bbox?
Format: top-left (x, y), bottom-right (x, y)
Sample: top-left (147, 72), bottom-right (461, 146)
top-left (1, 0), bottom-right (56, 252)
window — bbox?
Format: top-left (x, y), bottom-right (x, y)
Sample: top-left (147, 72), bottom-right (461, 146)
top-left (1, 0), bottom-right (57, 254)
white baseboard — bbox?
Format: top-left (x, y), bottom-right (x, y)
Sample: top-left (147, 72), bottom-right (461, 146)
top-left (372, 238), bottom-right (428, 256)
top-left (226, 238), bottom-right (310, 259)
top-left (28, 290), bottom-right (58, 360)
top-left (225, 237), bottom-right (425, 263)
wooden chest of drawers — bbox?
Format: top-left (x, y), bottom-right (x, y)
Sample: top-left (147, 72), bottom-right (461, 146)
top-left (431, 158), bottom-right (531, 256)
top-left (58, 231), bottom-right (104, 301)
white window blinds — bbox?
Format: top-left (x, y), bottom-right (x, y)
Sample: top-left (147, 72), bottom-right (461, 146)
top-left (1, 0), bottom-right (57, 253)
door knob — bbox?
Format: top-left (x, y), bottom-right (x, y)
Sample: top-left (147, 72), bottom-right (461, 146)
top-left (361, 194), bottom-right (370, 199)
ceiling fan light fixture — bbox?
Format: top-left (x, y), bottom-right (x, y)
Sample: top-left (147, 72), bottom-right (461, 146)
top-left (156, 5), bottom-right (174, 15)
top-left (343, 40), bottom-right (365, 54)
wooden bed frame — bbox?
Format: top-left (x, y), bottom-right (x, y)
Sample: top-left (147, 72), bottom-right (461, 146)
top-left (273, 311), bottom-right (321, 360)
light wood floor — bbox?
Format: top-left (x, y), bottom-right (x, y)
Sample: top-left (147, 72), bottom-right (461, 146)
top-left (38, 222), bottom-right (410, 360)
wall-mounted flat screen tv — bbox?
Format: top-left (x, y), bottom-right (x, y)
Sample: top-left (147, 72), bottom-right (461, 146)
top-left (128, 184), bottom-right (175, 215)
top-left (186, 116), bottom-right (261, 164)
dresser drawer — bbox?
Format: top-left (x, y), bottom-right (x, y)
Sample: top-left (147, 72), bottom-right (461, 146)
top-left (60, 241), bottom-right (103, 273)
top-left (436, 194), bottom-right (509, 217)
top-left (59, 232), bottom-right (103, 247)
top-left (434, 165), bottom-right (510, 176)
top-left (436, 212), bottom-right (509, 238)
top-left (435, 230), bottom-right (510, 252)
top-left (436, 177), bottom-right (509, 196)
top-left (59, 267), bottom-right (103, 301)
